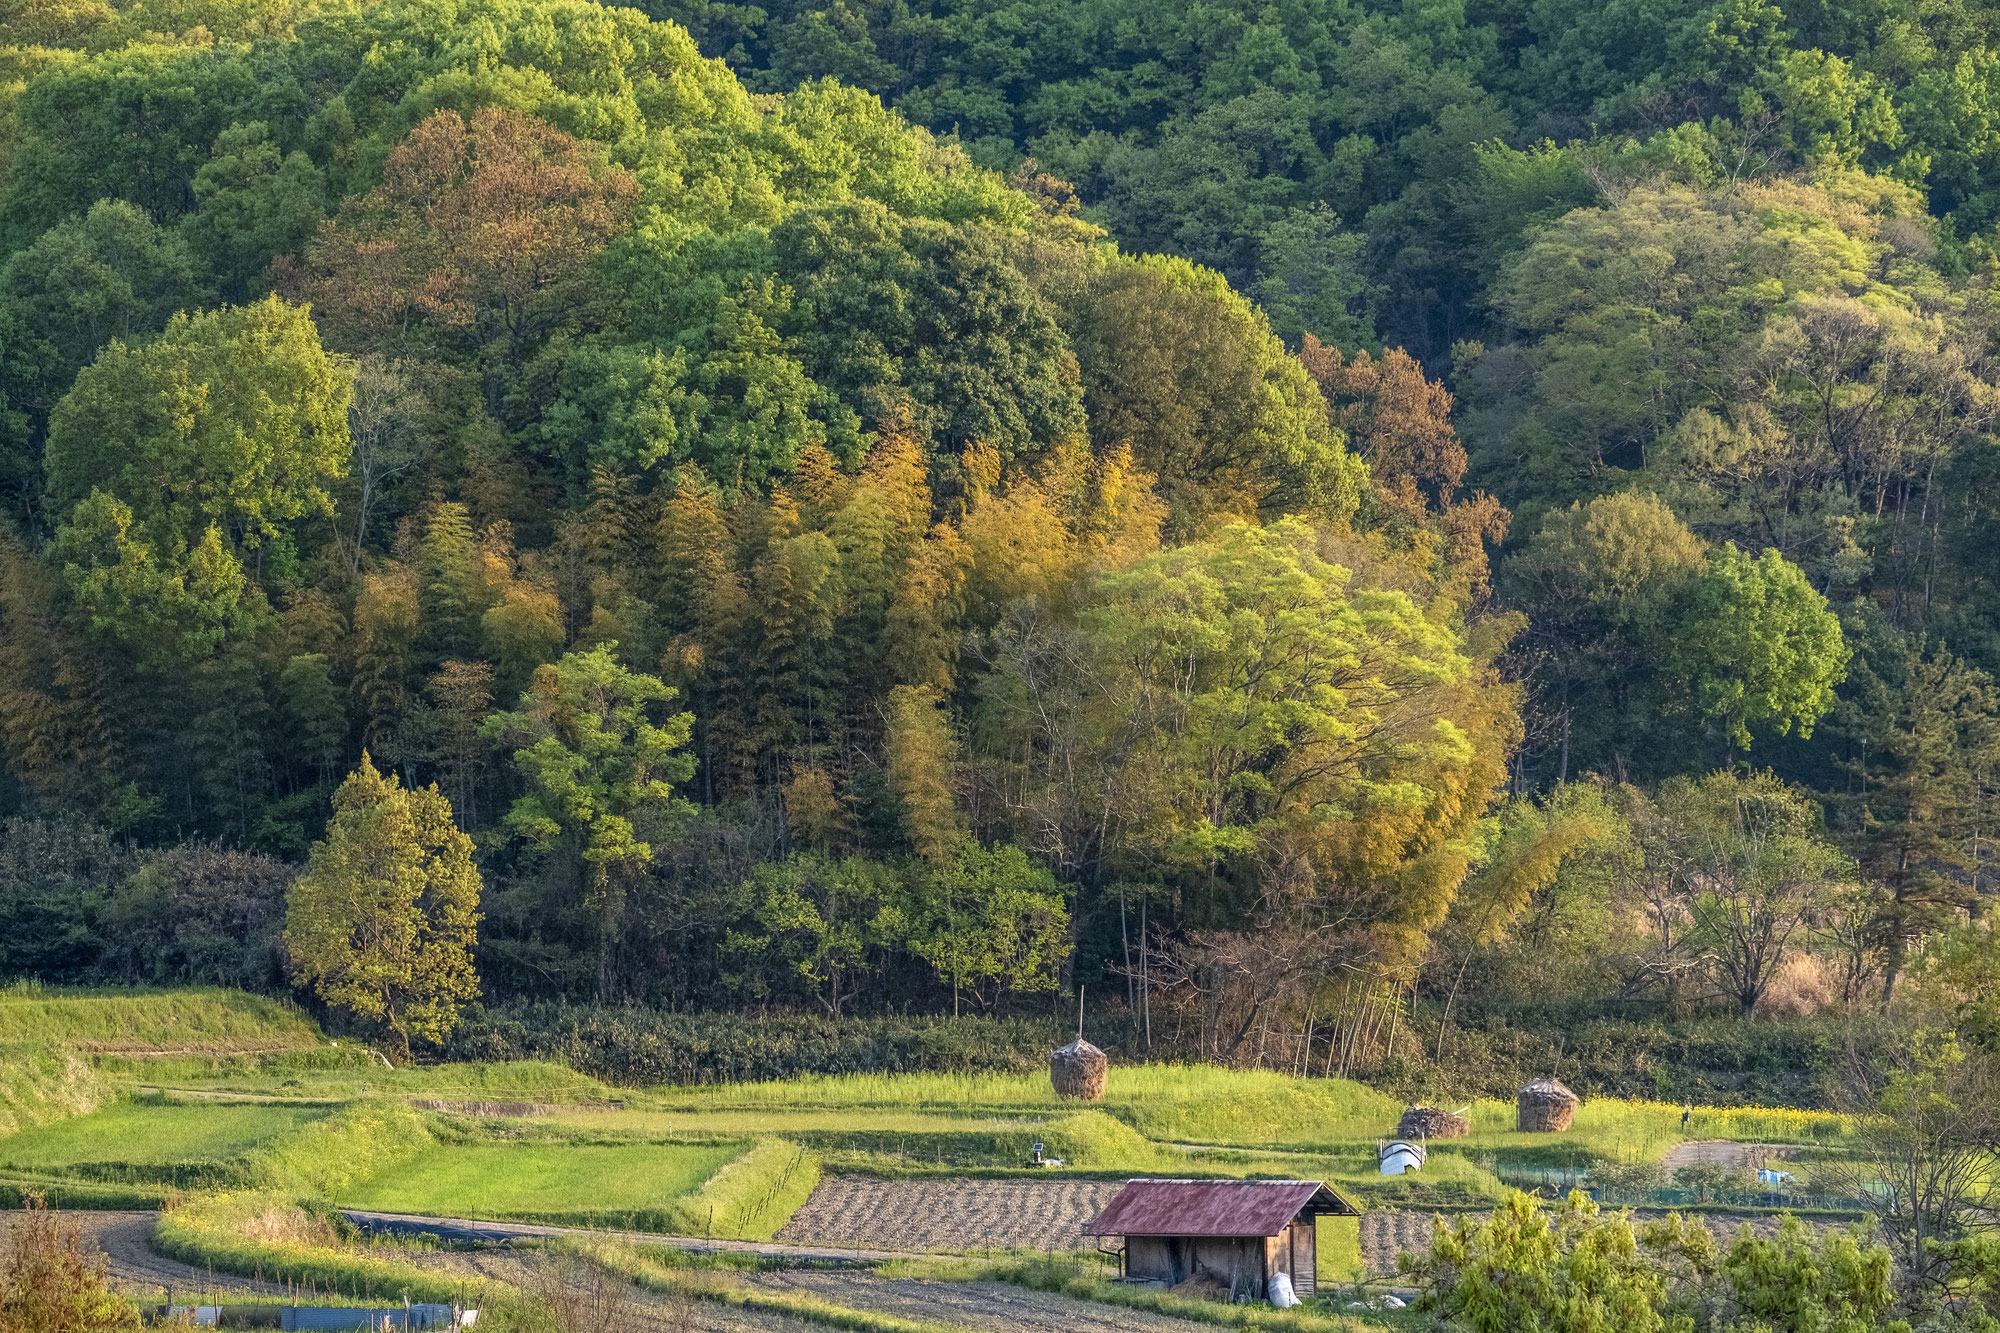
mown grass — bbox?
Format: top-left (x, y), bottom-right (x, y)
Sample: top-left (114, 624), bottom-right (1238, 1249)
top-left (341, 1135), bottom-right (820, 1240)
top-left (1438, 1096), bottom-right (1852, 1165)
top-left (543, 1108), bottom-right (1048, 1137)
top-left (0, 985), bottom-right (318, 1050)
top-left (0, 1098), bottom-right (329, 1171)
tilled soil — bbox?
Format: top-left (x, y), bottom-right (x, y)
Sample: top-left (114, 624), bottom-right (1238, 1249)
top-left (1, 1211), bottom-right (286, 1300)
top-left (776, 1178), bottom-right (1124, 1253)
top-left (746, 1271), bottom-right (1225, 1333)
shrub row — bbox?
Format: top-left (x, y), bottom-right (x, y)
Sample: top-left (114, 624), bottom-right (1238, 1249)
top-left (1382, 1012), bottom-right (1901, 1108)
top-left (441, 1004), bottom-right (1073, 1085)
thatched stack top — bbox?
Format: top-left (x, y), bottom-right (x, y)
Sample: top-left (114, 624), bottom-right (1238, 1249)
top-left (1051, 1038), bottom-right (1108, 1100)
top-left (1397, 1106), bottom-right (1470, 1139)
top-left (1517, 1077), bottom-right (1581, 1132)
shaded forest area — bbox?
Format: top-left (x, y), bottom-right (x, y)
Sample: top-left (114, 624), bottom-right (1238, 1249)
top-left (0, 0), bottom-right (1997, 1094)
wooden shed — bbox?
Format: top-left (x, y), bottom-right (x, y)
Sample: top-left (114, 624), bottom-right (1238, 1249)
top-left (1082, 1179), bottom-right (1360, 1301)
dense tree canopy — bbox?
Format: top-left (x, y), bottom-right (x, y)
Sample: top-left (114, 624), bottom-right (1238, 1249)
top-left (2, 0), bottom-right (1998, 1068)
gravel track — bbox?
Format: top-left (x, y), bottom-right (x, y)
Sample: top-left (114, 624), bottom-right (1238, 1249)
top-left (1, 1211), bottom-right (287, 1300)
top-left (775, 1178), bottom-right (1125, 1253)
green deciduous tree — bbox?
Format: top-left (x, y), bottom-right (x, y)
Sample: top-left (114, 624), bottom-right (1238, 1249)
top-left (283, 753), bottom-right (482, 1058)
top-left (1664, 543), bottom-right (1850, 752)
top-left (483, 643), bottom-right (696, 1000)
top-left (1641, 770), bottom-right (1854, 1018)
top-left (0, 199), bottom-right (201, 509)
top-left (905, 843), bottom-right (1069, 1015)
top-left (44, 295), bottom-right (352, 660)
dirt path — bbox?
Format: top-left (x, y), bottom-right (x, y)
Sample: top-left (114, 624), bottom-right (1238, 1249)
top-left (1, 1212), bottom-right (287, 1300)
top-left (746, 1271), bottom-right (1228, 1333)
top-left (376, 1246), bottom-right (823, 1333)
top-left (775, 1178), bottom-right (1124, 1253)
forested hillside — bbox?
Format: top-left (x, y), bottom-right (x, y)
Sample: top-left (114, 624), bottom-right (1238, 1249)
top-left (0, 0), bottom-right (1995, 1084)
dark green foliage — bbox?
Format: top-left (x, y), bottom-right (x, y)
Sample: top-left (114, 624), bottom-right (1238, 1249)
top-left (0, 818), bottom-right (133, 982)
top-left (772, 201), bottom-right (1084, 465)
top-left (0, 201), bottom-right (203, 512)
top-left (101, 844), bottom-right (295, 991)
top-left (440, 1001), bottom-right (1071, 1083)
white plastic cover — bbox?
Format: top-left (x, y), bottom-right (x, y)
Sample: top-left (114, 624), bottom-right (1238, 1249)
top-left (1268, 1273), bottom-right (1299, 1308)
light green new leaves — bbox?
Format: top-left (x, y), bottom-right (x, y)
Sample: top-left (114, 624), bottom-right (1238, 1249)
top-left (45, 294), bottom-right (352, 660)
top-left (1666, 542), bottom-right (1849, 748)
top-left (482, 642), bottom-right (697, 893)
top-left (1083, 516), bottom-right (1475, 870)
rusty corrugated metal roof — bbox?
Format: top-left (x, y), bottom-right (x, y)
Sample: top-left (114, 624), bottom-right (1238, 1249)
top-left (1082, 1179), bottom-right (1358, 1237)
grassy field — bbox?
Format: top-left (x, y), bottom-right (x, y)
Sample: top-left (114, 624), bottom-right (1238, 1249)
top-left (0, 1097), bottom-right (328, 1169)
top-left (342, 1141), bottom-right (748, 1220)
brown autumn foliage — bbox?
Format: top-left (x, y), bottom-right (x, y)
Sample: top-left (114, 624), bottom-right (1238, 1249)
top-left (0, 1198), bottom-right (135, 1333)
top-left (286, 108), bottom-right (638, 357)
top-left (1301, 335), bottom-right (1509, 591)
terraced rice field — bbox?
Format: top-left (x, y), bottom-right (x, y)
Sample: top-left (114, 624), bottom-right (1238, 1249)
top-left (0, 1100), bottom-right (327, 1170)
top-left (342, 1142), bottom-right (748, 1221)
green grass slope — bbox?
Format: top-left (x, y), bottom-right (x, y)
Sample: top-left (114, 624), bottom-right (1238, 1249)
top-left (0, 985), bottom-right (320, 1053)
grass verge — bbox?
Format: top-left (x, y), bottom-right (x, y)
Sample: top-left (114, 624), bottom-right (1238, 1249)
top-left (0, 1043), bottom-right (111, 1137)
top-left (249, 1100), bottom-right (435, 1196)
top-left (0, 1174), bottom-right (173, 1209)
top-left (878, 1251), bottom-right (1371, 1331)
top-left (153, 1191), bottom-right (469, 1306)
top-left (574, 1236), bottom-right (982, 1333)
top-left (682, 1138), bottom-right (822, 1240)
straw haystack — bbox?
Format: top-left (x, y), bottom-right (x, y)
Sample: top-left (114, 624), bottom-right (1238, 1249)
top-left (1397, 1106), bottom-right (1470, 1140)
top-left (1517, 1078), bottom-right (1581, 1131)
top-left (1051, 1038), bottom-right (1108, 1100)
